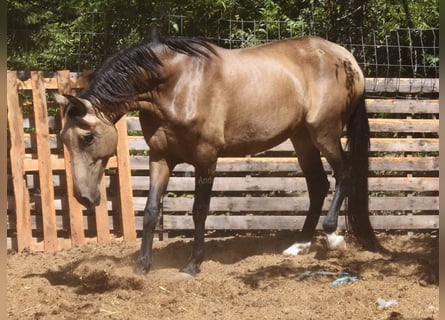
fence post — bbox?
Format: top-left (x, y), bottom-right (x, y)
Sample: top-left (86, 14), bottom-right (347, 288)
top-left (56, 70), bottom-right (85, 246)
top-left (95, 177), bottom-right (111, 242)
top-left (7, 71), bottom-right (32, 251)
top-left (31, 71), bottom-right (58, 252)
top-left (115, 116), bottom-right (136, 242)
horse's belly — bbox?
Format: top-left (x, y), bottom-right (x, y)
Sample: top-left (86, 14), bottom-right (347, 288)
top-left (219, 137), bottom-right (289, 156)
top-left (219, 122), bottom-right (297, 157)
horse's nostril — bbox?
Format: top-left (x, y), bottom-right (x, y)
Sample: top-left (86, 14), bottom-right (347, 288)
top-left (76, 195), bottom-right (95, 209)
top-left (93, 192), bottom-right (101, 206)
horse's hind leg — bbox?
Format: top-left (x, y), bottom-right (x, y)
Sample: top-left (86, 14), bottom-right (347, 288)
top-left (306, 122), bottom-right (349, 251)
top-left (283, 129), bottom-right (330, 256)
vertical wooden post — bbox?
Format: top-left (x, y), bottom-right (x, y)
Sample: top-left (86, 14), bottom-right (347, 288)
top-left (31, 71), bottom-right (58, 252)
top-left (56, 70), bottom-right (85, 246)
top-left (7, 71), bottom-right (32, 251)
top-left (95, 177), bottom-right (111, 242)
top-left (115, 116), bottom-right (136, 242)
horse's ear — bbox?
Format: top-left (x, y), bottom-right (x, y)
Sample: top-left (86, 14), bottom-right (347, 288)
top-left (63, 94), bottom-right (88, 115)
top-left (53, 93), bottom-right (86, 117)
top-left (55, 93), bottom-right (97, 127)
top-left (53, 93), bottom-right (69, 106)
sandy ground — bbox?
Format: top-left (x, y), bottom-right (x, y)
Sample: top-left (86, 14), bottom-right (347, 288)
top-left (7, 231), bottom-right (438, 320)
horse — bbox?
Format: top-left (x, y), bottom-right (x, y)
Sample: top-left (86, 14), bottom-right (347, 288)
top-left (55, 34), bottom-right (383, 276)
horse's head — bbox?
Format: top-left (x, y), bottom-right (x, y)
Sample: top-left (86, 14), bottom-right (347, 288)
top-left (54, 93), bottom-right (118, 209)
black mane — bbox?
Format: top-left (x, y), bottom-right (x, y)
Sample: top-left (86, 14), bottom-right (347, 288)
top-left (80, 37), bottom-right (217, 118)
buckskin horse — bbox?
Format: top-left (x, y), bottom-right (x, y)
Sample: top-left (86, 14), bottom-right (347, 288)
top-left (55, 34), bottom-right (382, 276)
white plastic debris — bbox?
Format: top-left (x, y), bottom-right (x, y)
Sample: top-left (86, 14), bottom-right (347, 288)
top-left (377, 298), bottom-right (398, 310)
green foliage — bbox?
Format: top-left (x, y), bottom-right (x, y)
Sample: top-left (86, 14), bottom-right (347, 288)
top-left (7, 0), bottom-right (439, 70)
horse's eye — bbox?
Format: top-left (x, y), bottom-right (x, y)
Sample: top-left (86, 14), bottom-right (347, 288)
top-left (83, 133), bottom-right (94, 146)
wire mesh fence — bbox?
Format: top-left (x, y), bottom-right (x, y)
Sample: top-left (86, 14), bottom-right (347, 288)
top-left (8, 12), bottom-right (439, 79)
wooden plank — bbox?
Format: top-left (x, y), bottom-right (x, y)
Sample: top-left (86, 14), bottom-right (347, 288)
top-left (365, 78), bottom-right (439, 93)
top-left (163, 215), bottom-right (439, 230)
top-left (367, 156), bottom-right (439, 171)
top-left (367, 177), bottom-right (438, 191)
top-left (23, 157), bottom-right (65, 171)
top-left (365, 99), bottom-right (439, 114)
top-left (10, 193), bottom-right (438, 213)
top-left (95, 176), bottom-right (111, 242)
top-left (57, 70), bottom-right (85, 246)
top-left (17, 72), bottom-right (90, 90)
top-left (115, 115), bottom-right (136, 242)
top-left (31, 71), bottom-right (58, 252)
top-left (159, 196), bottom-right (439, 212)
top-left (127, 156), bottom-right (439, 172)
top-left (369, 138), bottom-right (439, 152)
top-left (132, 176), bottom-right (438, 192)
top-left (265, 138), bottom-right (439, 153)
top-left (7, 71), bottom-right (33, 251)
top-left (18, 75), bottom-right (58, 90)
top-left (368, 119), bottom-right (438, 133)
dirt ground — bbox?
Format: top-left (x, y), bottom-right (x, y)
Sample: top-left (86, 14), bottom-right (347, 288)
top-left (7, 231), bottom-right (438, 320)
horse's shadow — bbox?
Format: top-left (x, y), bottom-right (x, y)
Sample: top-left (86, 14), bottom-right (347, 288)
top-left (151, 232), bottom-right (297, 270)
top-left (23, 232), bottom-right (298, 294)
top-left (127, 232), bottom-right (439, 287)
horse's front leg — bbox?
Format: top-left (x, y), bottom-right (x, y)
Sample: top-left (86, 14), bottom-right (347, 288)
top-left (135, 157), bottom-right (173, 274)
top-left (180, 165), bottom-right (216, 276)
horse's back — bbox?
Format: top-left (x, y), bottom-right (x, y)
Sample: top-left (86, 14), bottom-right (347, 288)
top-left (211, 36), bottom-right (364, 156)
top-left (238, 36), bottom-right (365, 123)
top-left (217, 36), bottom-right (364, 105)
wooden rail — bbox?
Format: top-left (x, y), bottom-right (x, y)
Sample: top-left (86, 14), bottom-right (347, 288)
top-left (7, 71), bottom-right (439, 252)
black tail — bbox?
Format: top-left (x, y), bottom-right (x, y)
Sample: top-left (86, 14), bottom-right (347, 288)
top-left (345, 93), bottom-right (383, 252)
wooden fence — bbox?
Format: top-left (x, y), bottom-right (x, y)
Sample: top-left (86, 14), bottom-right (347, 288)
top-left (7, 71), bottom-right (439, 252)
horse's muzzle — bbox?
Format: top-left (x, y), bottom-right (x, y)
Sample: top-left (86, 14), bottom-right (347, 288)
top-left (75, 191), bottom-right (101, 209)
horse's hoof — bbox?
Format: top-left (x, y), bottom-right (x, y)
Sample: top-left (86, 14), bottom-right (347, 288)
top-left (179, 263), bottom-right (199, 277)
top-left (174, 272), bottom-right (195, 281)
top-left (282, 242), bottom-right (311, 256)
top-left (325, 232), bottom-right (346, 250)
top-left (134, 261), bottom-right (151, 274)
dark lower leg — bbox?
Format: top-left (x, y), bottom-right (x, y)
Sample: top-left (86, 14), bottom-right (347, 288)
top-left (322, 164), bottom-right (350, 234)
top-left (322, 184), bottom-right (346, 233)
top-left (180, 217), bottom-right (206, 275)
top-left (291, 132), bottom-right (329, 243)
top-left (135, 205), bottom-right (159, 273)
top-left (180, 167), bottom-right (215, 275)
top-left (300, 176), bottom-right (330, 241)
top-left (135, 158), bottom-right (172, 274)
